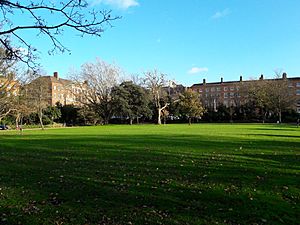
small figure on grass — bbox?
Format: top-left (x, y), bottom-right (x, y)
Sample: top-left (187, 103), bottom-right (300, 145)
top-left (16, 125), bottom-right (23, 134)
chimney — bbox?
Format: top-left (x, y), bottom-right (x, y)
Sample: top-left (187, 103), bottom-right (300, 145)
top-left (282, 72), bottom-right (287, 79)
top-left (240, 76), bottom-right (243, 82)
top-left (203, 79), bottom-right (206, 85)
top-left (54, 72), bottom-right (58, 79)
top-left (221, 77), bottom-right (223, 83)
top-left (259, 74), bottom-right (264, 80)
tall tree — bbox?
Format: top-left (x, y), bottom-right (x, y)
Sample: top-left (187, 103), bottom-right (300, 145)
top-left (267, 74), bottom-right (294, 123)
top-left (71, 58), bottom-right (120, 124)
top-left (178, 89), bottom-right (205, 125)
top-left (144, 70), bottom-right (169, 125)
top-left (244, 73), bottom-right (294, 123)
top-left (0, 48), bottom-right (18, 122)
top-left (0, 0), bottom-right (120, 69)
top-left (12, 86), bottom-right (35, 129)
top-left (245, 79), bottom-right (270, 123)
top-left (111, 81), bottom-right (151, 125)
top-left (25, 73), bottom-right (50, 129)
top-left (0, 73), bottom-right (18, 121)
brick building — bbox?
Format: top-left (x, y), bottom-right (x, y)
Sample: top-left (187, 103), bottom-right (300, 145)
top-left (29, 72), bottom-right (86, 106)
top-left (191, 73), bottom-right (300, 113)
top-left (0, 75), bottom-right (19, 97)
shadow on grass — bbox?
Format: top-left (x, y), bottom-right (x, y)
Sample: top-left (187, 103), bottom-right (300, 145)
top-left (249, 133), bottom-right (300, 138)
top-left (0, 132), bottom-right (299, 225)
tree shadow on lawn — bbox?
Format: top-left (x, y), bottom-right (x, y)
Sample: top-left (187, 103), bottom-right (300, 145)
top-left (0, 133), bottom-right (299, 225)
top-left (250, 127), bottom-right (299, 132)
top-left (248, 133), bottom-right (300, 138)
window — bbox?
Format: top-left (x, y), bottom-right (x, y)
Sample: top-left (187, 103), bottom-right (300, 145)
top-left (224, 93), bottom-right (229, 98)
top-left (296, 89), bottom-right (300, 95)
top-left (211, 87), bottom-right (215, 92)
top-left (230, 87), bottom-right (234, 91)
top-left (53, 85), bottom-right (56, 90)
top-left (296, 82), bottom-right (300, 87)
top-left (224, 87), bottom-right (228, 91)
top-left (230, 92), bottom-right (234, 98)
top-left (199, 88), bottom-right (202, 92)
top-left (206, 88), bottom-right (209, 92)
top-left (288, 83), bottom-right (294, 87)
top-left (54, 93), bottom-right (56, 98)
top-left (57, 86), bottom-right (61, 91)
top-left (217, 87), bottom-right (221, 92)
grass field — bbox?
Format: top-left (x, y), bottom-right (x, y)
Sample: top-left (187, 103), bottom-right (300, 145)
top-left (0, 124), bottom-right (299, 225)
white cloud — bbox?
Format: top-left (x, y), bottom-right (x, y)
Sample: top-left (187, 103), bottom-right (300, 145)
top-left (212, 8), bottom-right (230, 19)
top-left (188, 67), bottom-right (208, 74)
top-left (91, 0), bottom-right (139, 9)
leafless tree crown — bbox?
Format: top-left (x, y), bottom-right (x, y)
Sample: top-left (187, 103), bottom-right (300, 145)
top-left (0, 0), bottom-right (120, 69)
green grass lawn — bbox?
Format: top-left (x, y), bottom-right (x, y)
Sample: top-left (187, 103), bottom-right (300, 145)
top-left (0, 124), bottom-right (299, 225)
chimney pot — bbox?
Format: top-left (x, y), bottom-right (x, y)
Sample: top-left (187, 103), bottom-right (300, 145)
top-left (260, 74), bottom-right (264, 80)
top-left (240, 76), bottom-right (243, 82)
top-left (282, 72), bottom-right (287, 79)
top-left (203, 79), bottom-right (206, 85)
top-left (54, 72), bottom-right (58, 79)
top-left (221, 77), bottom-right (223, 83)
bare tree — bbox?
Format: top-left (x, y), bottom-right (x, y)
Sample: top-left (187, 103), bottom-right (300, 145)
top-left (144, 70), bottom-right (169, 125)
top-left (0, 0), bottom-right (120, 69)
top-left (0, 75), bottom-right (17, 121)
top-left (71, 58), bottom-right (120, 124)
top-left (0, 48), bottom-right (18, 121)
top-left (244, 79), bottom-right (270, 123)
top-left (242, 73), bottom-right (294, 123)
top-left (25, 72), bottom-right (50, 129)
top-left (267, 73), bottom-right (295, 123)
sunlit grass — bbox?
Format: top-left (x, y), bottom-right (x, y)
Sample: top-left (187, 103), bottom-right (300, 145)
top-left (0, 124), bottom-right (299, 224)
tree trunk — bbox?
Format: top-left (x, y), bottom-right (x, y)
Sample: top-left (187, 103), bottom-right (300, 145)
top-left (279, 110), bottom-right (282, 123)
top-left (15, 115), bottom-right (19, 129)
top-left (157, 108), bottom-right (162, 125)
top-left (103, 115), bottom-right (110, 125)
top-left (129, 118), bottom-right (133, 125)
top-left (39, 111), bottom-right (44, 130)
top-left (188, 117), bottom-right (191, 125)
top-left (136, 117), bottom-right (139, 124)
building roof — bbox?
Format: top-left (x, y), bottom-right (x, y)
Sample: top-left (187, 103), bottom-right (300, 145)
top-left (38, 76), bottom-right (73, 86)
top-left (191, 76), bottom-right (300, 87)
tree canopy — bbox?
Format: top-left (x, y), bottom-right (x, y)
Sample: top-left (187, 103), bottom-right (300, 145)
top-left (111, 81), bottom-right (151, 124)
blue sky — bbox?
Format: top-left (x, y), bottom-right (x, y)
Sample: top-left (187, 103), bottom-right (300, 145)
top-left (21, 0), bottom-right (300, 86)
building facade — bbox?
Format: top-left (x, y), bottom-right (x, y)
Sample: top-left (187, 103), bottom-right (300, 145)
top-left (191, 73), bottom-right (300, 113)
top-left (0, 75), bottom-right (19, 97)
top-left (29, 72), bottom-right (86, 106)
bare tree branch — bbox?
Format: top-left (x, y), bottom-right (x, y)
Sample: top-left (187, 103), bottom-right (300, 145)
top-left (0, 0), bottom-right (121, 70)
